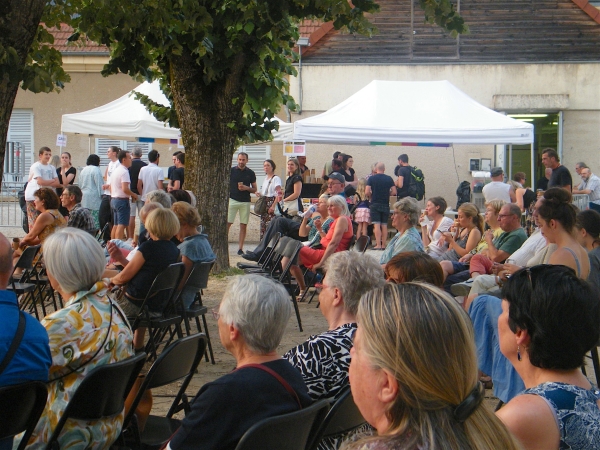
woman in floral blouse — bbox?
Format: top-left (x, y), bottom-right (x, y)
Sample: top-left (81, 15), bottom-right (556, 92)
top-left (21, 228), bottom-right (134, 449)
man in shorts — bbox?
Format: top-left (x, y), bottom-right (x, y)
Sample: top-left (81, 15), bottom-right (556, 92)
top-left (366, 162), bottom-right (396, 250)
top-left (228, 152), bottom-right (257, 255)
top-left (24, 147), bottom-right (60, 231)
top-left (128, 146), bottom-right (147, 238)
top-left (110, 150), bottom-right (138, 240)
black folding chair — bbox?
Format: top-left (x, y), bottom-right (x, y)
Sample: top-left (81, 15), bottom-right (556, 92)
top-left (244, 236), bottom-right (291, 277)
top-left (119, 333), bottom-right (208, 449)
top-left (234, 399), bottom-right (330, 450)
top-left (177, 261), bottom-right (216, 364)
top-left (276, 239), bottom-right (304, 331)
top-left (129, 263), bottom-right (185, 360)
top-left (237, 232), bottom-right (282, 272)
top-left (8, 245), bottom-right (42, 319)
top-left (44, 352), bottom-right (147, 450)
top-left (352, 235), bottom-right (370, 254)
top-left (0, 381), bottom-right (48, 450)
top-left (307, 389), bottom-right (366, 450)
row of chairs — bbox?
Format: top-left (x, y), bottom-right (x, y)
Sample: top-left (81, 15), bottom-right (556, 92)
top-left (1, 333), bottom-right (208, 450)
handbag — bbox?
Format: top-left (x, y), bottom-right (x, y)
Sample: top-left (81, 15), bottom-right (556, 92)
top-left (254, 177), bottom-right (273, 215)
top-left (283, 199), bottom-right (299, 216)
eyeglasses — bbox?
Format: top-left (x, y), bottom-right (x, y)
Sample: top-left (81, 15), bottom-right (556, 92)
top-left (211, 308), bottom-right (220, 320)
top-left (327, 182), bottom-right (341, 187)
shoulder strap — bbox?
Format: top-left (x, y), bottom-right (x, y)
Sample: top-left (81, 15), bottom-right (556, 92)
top-left (563, 247), bottom-right (582, 277)
top-left (0, 311), bottom-right (26, 376)
top-left (239, 363), bottom-right (302, 409)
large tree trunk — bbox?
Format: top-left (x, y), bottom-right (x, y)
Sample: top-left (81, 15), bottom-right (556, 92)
top-left (170, 51), bottom-right (247, 272)
top-left (0, 0), bottom-right (46, 189)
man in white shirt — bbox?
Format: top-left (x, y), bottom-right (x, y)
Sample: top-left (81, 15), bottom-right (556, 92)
top-left (138, 150), bottom-right (165, 202)
top-left (482, 167), bottom-right (515, 203)
top-left (110, 150), bottom-right (138, 240)
top-left (100, 146), bottom-right (120, 232)
top-left (24, 147), bottom-right (59, 231)
top-left (573, 167), bottom-right (600, 213)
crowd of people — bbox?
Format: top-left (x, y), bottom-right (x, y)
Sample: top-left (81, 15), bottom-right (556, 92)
top-left (2, 144), bottom-right (600, 450)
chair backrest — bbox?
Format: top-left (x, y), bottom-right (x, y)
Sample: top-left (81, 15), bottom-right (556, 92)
top-left (0, 381), bottom-right (47, 450)
top-left (234, 399), bottom-right (330, 450)
top-left (183, 261), bottom-right (215, 292)
top-left (13, 245), bottom-right (41, 271)
top-left (258, 232), bottom-right (282, 265)
top-left (137, 263), bottom-right (185, 317)
top-left (45, 352), bottom-right (147, 448)
top-left (353, 235), bottom-right (370, 254)
top-left (123, 333), bottom-right (208, 425)
top-left (307, 389), bottom-right (366, 450)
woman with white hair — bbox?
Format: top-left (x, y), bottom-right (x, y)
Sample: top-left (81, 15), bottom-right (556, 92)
top-left (166, 275), bottom-right (312, 450)
top-left (380, 197), bottom-right (424, 268)
top-left (286, 195), bottom-right (354, 297)
top-left (21, 228), bottom-right (134, 448)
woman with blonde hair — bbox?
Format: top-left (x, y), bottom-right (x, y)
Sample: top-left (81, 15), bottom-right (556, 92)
top-left (345, 283), bottom-right (522, 450)
top-left (436, 202), bottom-right (483, 262)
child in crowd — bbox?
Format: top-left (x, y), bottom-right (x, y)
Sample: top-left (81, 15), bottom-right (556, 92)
top-left (354, 178), bottom-right (370, 239)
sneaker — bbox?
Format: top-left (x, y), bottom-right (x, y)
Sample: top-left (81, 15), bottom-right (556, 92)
top-left (237, 249), bottom-right (244, 256)
top-left (451, 280), bottom-right (474, 297)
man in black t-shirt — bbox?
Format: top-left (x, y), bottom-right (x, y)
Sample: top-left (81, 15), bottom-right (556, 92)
top-left (542, 148), bottom-right (572, 192)
top-left (128, 147), bottom-right (147, 238)
top-left (228, 152), bottom-right (257, 255)
top-left (394, 154), bottom-right (413, 199)
top-left (366, 162), bottom-right (397, 250)
top-left (168, 153), bottom-right (185, 192)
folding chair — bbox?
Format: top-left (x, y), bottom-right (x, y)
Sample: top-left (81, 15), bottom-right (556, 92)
top-left (236, 232), bottom-right (282, 271)
top-left (234, 399), bottom-right (330, 450)
top-left (276, 239), bottom-right (304, 331)
top-left (129, 263), bottom-right (185, 360)
top-left (352, 235), bottom-right (370, 254)
top-left (8, 245), bottom-right (42, 319)
top-left (307, 389), bottom-right (366, 450)
top-left (119, 333), bottom-right (208, 449)
top-left (583, 341), bottom-right (600, 387)
top-left (178, 260), bottom-right (216, 364)
top-left (44, 352), bottom-right (147, 450)
top-left (0, 381), bottom-right (48, 450)
top-left (243, 236), bottom-right (291, 277)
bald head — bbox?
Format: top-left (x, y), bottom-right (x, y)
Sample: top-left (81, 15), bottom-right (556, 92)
top-left (375, 162), bottom-right (386, 173)
top-left (0, 233), bottom-right (13, 289)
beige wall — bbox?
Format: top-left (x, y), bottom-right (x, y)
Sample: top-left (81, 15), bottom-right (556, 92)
top-left (288, 63), bottom-right (600, 202)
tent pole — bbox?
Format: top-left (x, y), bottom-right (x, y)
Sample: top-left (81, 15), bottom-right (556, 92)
top-left (508, 144), bottom-right (513, 180)
top-left (530, 142), bottom-right (535, 190)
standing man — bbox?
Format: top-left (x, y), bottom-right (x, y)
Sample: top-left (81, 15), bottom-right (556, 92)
top-left (110, 151), bottom-right (138, 240)
top-left (100, 146), bottom-right (120, 233)
top-left (168, 153), bottom-right (185, 192)
top-left (542, 148), bottom-right (572, 191)
top-left (138, 150), bottom-right (165, 201)
top-left (536, 167), bottom-right (552, 191)
top-left (60, 185), bottom-right (96, 234)
top-left (366, 163), bottom-right (396, 250)
top-left (167, 150), bottom-right (183, 180)
top-left (128, 147), bottom-right (147, 239)
top-left (228, 152), bottom-right (257, 255)
top-left (573, 168), bottom-right (600, 212)
top-left (321, 151), bottom-right (342, 179)
top-left (482, 167), bottom-right (515, 203)
top-left (574, 162), bottom-right (589, 190)
top-left (297, 155), bottom-right (310, 179)
top-left (394, 154), bottom-right (412, 200)
top-left (24, 147), bottom-right (59, 231)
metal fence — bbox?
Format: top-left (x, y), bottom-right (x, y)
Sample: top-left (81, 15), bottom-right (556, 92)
top-left (1, 142), bottom-right (27, 228)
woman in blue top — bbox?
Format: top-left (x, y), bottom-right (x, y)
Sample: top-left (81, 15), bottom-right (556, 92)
top-left (380, 197), bottom-right (424, 268)
top-left (496, 265), bottom-right (600, 450)
top-left (172, 201), bottom-right (216, 307)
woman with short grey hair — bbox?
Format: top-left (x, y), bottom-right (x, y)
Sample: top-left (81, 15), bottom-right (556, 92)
top-left (285, 252), bottom-right (385, 449)
top-left (166, 275), bottom-right (312, 450)
top-left (23, 228), bottom-right (134, 448)
top-left (380, 197), bottom-right (424, 267)
top-left (145, 189), bottom-right (172, 208)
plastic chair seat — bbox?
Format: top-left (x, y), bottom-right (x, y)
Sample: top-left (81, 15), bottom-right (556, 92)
top-left (184, 304), bottom-right (208, 318)
top-left (149, 312), bottom-right (183, 328)
top-left (138, 416), bottom-right (182, 447)
top-left (7, 282), bottom-right (37, 294)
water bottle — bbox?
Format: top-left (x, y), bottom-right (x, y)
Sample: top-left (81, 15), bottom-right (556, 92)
top-left (298, 204), bottom-right (317, 218)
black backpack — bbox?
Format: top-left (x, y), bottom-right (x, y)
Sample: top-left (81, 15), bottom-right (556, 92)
top-left (408, 166), bottom-right (425, 201)
top-left (456, 181), bottom-right (471, 209)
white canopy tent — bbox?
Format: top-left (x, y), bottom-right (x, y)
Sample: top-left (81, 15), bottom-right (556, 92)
top-left (61, 81), bottom-right (293, 142)
top-left (293, 80), bottom-right (533, 145)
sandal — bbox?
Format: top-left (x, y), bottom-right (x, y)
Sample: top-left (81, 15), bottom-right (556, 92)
top-left (297, 289), bottom-right (307, 301)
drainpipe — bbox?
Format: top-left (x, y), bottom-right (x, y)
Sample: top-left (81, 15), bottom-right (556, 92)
top-left (296, 37), bottom-right (310, 115)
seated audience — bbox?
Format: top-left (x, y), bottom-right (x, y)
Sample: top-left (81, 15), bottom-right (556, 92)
top-left (242, 179), bottom-right (346, 261)
top-left (420, 196), bottom-right (454, 259)
top-left (345, 283), bottom-right (521, 450)
top-left (435, 202), bottom-right (483, 262)
top-left (61, 185), bottom-right (96, 234)
top-left (297, 194), bottom-right (333, 248)
top-left (172, 201), bottom-right (216, 307)
top-left (496, 265), bottom-right (600, 450)
top-left (576, 209), bottom-right (600, 289)
top-left (166, 275), bottom-right (312, 450)
top-left (379, 197), bottom-right (424, 268)
top-left (384, 251), bottom-right (444, 287)
top-left (285, 195), bottom-right (354, 296)
top-left (108, 208), bottom-right (180, 351)
top-left (170, 189), bottom-right (192, 204)
top-left (0, 232), bottom-right (51, 450)
top-left (440, 203), bottom-right (527, 292)
top-left (21, 228), bottom-right (134, 448)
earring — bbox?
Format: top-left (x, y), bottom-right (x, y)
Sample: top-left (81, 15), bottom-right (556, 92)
top-left (517, 345), bottom-right (522, 362)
